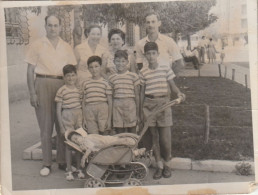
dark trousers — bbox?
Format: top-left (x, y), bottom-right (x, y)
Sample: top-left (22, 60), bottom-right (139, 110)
top-left (184, 56), bottom-right (199, 69)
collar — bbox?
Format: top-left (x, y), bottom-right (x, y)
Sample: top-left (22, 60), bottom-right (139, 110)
top-left (145, 33), bottom-right (163, 42)
top-left (43, 36), bottom-right (61, 47)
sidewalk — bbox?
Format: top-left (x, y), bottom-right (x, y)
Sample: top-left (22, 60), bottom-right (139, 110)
top-left (9, 99), bottom-right (255, 190)
top-left (181, 62), bottom-right (250, 88)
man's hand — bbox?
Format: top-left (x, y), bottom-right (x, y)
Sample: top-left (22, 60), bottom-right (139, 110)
top-left (177, 92), bottom-right (186, 102)
top-left (30, 94), bottom-right (39, 108)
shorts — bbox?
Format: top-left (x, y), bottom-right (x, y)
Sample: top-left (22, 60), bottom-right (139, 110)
top-left (143, 97), bottom-right (173, 127)
top-left (62, 108), bottom-right (82, 131)
top-left (113, 98), bottom-right (137, 128)
top-left (84, 102), bottom-right (108, 134)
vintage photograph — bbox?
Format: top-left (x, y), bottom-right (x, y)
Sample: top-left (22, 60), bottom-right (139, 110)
top-left (2, 0), bottom-right (256, 192)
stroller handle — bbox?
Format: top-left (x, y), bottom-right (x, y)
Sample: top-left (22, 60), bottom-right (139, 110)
top-left (134, 97), bottom-right (183, 148)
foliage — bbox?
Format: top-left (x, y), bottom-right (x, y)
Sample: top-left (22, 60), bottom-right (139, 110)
top-left (235, 162), bottom-right (252, 176)
top-left (82, 1), bottom-right (217, 36)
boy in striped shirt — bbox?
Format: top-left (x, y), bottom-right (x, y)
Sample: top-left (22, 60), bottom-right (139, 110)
top-left (109, 50), bottom-right (140, 134)
top-left (55, 65), bottom-right (84, 181)
top-left (82, 56), bottom-right (112, 135)
top-left (140, 42), bottom-right (185, 180)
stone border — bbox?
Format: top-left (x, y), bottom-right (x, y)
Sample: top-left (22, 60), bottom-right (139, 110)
top-left (23, 143), bottom-right (255, 175)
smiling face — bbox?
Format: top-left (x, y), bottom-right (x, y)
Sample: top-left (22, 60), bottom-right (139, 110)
top-left (88, 61), bottom-right (101, 78)
top-left (45, 16), bottom-right (61, 39)
top-left (88, 27), bottom-right (102, 44)
top-left (114, 57), bottom-right (128, 73)
top-left (64, 72), bottom-right (77, 86)
top-left (110, 34), bottom-right (124, 50)
top-left (145, 14), bottom-right (161, 34)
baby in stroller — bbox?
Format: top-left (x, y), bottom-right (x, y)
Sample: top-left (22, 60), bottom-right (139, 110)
top-left (65, 128), bottom-right (148, 187)
top-left (66, 128), bottom-right (144, 167)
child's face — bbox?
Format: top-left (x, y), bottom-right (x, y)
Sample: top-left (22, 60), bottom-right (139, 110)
top-left (88, 61), bottom-right (101, 77)
top-left (114, 57), bottom-right (128, 73)
top-left (144, 50), bottom-right (159, 64)
top-left (64, 72), bottom-right (77, 86)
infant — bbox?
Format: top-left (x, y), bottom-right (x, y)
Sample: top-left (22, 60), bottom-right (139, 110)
top-left (68, 128), bottom-right (143, 167)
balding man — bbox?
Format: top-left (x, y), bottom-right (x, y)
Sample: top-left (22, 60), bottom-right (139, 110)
top-left (135, 11), bottom-right (184, 76)
top-left (26, 15), bottom-right (77, 176)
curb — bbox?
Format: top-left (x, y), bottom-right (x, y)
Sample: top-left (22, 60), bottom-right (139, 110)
top-left (23, 142), bottom-right (255, 175)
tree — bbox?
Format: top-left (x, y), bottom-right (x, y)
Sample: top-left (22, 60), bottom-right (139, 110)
top-left (82, 1), bottom-right (217, 43)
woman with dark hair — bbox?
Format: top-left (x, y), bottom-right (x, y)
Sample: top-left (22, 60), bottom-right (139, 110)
top-left (206, 38), bottom-right (218, 64)
top-left (74, 24), bottom-right (107, 84)
top-left (102, 28), bottom-right (136, 76)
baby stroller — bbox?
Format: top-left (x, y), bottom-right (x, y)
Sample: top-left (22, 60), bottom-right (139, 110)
top-left (65, 98), bottom-right (182, 188)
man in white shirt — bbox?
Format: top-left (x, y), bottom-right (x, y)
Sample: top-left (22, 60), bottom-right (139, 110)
top-left (26, 15), bottom-right (77, 176)
top-left (135, 11), bottom-right (184, 76)
top-left (182, 46), bottom-right (199, 69)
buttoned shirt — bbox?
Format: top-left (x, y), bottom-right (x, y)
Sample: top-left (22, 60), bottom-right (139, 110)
top-left (25, 36), bottom-right (76, 76)
top-left (135, 33), bottom-right (182, 68)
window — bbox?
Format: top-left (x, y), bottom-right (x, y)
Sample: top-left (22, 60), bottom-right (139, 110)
top-left (241, 19), bottom-right (247, 29)
top-left (241, 4), bottom-right (247, 15)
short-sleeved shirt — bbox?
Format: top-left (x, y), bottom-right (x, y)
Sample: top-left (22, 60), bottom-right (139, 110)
top-left (55, 85), bottom-right (82, 109)
top-left (109, 71), bottom-right (140, 98)
top-left (135, 33), bottom-right (182, 69)
top-left (25, 36), bottom-right (77, 76)
top-left (140, 65), bottom-right (176, 96)
top-left (83, 78), bottom-right (112, 104)
top-left (74, 39), bottom-right (107, 68)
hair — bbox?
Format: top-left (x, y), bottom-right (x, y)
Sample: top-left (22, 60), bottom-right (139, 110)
top-left (209, 38), bottom-right (213, 41)
top-left (202, 36), bottom-right (205, 39)
top-left (63, 64), bottom-right (77, 76)
top-left (114, 50), bottom-right (128, 60)
top-left (145, 11), bottom-right (160, 21)
top-left (84, 24), bottom-right (102, 38)
top-left (45, 15), bottom-right (61, 25)
top-left (87, 55), bottom-right (102, 66)
top-left (108, 28), bottom-right (125, 43)
top-left (144, 42), bottom-right (159, 53)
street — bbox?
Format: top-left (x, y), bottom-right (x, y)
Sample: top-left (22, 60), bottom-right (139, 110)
top-left (9, 99), bottom-right (254, 190)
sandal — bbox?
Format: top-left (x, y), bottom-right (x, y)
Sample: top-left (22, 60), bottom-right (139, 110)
top-left (65, 171), bottom-right (74, 181)
top-left (77, 169), bottom-right (85, 179)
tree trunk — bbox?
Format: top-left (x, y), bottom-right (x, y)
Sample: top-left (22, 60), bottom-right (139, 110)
top-left (187, 34), bottom-right (191, 49)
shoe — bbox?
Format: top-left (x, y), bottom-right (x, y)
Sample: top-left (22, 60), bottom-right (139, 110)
top-left (77, 169), bottom-right (85, 179)
top-left (162, 165), bottom-right (171, 178)
top-left (66, 166), bottom-right (77, 172)
top-left (153, 168), bottom-right (163, 180)
top-left (65, 171), bottom-right (74, 181)
top-left (58, 163), bottom-right (66, 171)
top-left (40, 166), bottom-right (51, 176)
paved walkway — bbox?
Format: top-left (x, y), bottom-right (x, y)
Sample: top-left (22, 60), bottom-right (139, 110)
top-left (8, 99), bottom-right (255, 190)
top-left (181, 61), bottom-right (250, 88)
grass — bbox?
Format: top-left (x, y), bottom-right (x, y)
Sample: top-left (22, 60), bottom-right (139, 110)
top-left (140, 77), bottom-right (253, 161)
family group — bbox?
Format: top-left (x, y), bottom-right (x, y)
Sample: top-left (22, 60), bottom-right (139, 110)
top-left (25, 11), bottom-right (185, 182)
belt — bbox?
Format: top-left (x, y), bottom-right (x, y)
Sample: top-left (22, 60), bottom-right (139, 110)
top-left (36, 74), bottom-right (63, 79)
top-left (145, 94), bottom-right (167, 99)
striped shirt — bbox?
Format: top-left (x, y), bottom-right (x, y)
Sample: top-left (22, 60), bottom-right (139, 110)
top-left (83, 78), bottom-right (112, 104)
top-left (55, 85), bottom-right (82, 109)
top-left (140, 65), bottom-right (176, 96)
top-left (109, 71), bottom-right (140, 98)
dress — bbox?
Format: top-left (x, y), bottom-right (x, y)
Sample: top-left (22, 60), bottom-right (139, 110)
top-left (25, 36), bottom-right (77, 166)
top-left (206, 42), bottom-right (217, 60)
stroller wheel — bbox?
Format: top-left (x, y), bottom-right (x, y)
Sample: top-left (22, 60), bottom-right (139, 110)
top-left (131, 162), bottom-right (148, 180)
top-left (123, 178), bottom-right (142, 186)
top-left (84, 177), bottom-right (105, 188)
